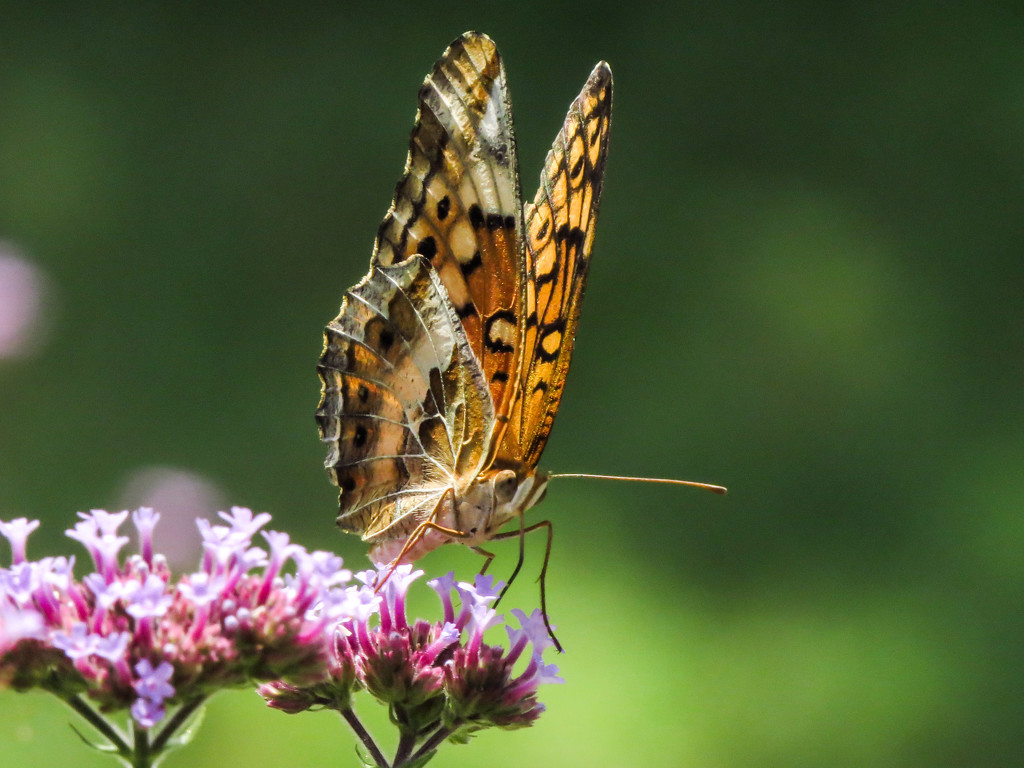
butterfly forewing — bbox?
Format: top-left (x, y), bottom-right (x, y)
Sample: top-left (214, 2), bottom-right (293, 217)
top-left (373, 32), bottom-right (524, 421)
top-left (502, 62), bottom-right (613, 467)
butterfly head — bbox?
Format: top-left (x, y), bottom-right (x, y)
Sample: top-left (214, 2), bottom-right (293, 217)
top-left (455, 467), bottom-right (550, 546)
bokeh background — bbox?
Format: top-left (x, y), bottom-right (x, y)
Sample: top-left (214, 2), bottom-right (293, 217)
top-left (2, 2), bottom-right (1023, 766)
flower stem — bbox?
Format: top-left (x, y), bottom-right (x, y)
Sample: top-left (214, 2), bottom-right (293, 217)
top-left (62, 693), bottom-right (132, 755)
top-left (404, 723), bottom-right (456, 766)
top-left (132, 721), bottom-right (151, 768)
top-left (392, 729), bottom-right (416, 767)
top-left (151, 696), bottom-right (207, 753)
top-left (340, 707), bottom-right (390, 768)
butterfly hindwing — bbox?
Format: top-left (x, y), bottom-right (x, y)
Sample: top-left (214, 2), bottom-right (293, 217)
top-left (503, 62), bottom-right (613, 466)
top-left (373, 32), bottom-right (524, 420)
top-left (316, 255), bottom-right (494, 540)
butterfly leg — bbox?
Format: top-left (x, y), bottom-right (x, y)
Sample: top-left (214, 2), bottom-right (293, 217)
top-left (375, 488), bottom-right (464, 590)
top-left (491, 513), bottom-right (527, 606)
top-left (488, 518), bottom-right (561, 652)
top-left (471, 546), bottom-right (496, 574)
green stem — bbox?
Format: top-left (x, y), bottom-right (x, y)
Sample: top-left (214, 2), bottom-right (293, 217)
top-left (340, 707), bottom-right (390, 768)
top-left (63, 694), bottom-right (132, 755)
top-left (132, 721), bottom-right (151, 768)
top-left (404, 723), bottom-right (456, 767)
top-left (151, 696), bottom-right (207, 753)
top-left (392, 729), bottom-right (416, 767)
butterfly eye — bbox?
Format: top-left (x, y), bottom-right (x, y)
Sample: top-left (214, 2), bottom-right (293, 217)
top-left (493, 469), bottom-right (518, 504)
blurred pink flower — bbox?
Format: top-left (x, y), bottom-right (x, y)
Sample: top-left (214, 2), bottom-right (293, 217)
top-left (118, 467), bottom-right (227, 568)
top-left (0, 243), bottom-right (49, 359)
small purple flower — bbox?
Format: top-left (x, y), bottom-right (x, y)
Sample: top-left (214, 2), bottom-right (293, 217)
top-left (85, 572), bottom-right (140, 610)
top-left (378, 564), bottom-right (423, 633)
top-left (196, 519), bottom-right (248, 575)
top-left (301, 550), bottom-right (352, 593)
top-left (0, 518), bottom-right (40, 564)
top-left (93, 631), bottom-right (131, 663)
top-left (427, 572), bottom-right (457, 624)
top-left (126, 574), bottom-right (173, 620)
top-left (344, 582), bottom-right (382, 624)
top-left (421, 622), bottom-right (460, 664)
top-left (0, 562), bottom-right (40, 606)
top-left (132, 508), bottom-right (159, 566)
top-left (218, 507), bottom-right (272, 539)
top-left (133, 658), bottom-right (175, 703)
top-left (52, 622), bottom-right (97, 660)
top-left (0, 601), bottom-right (44, 654)
top-left (66, 515), bottom-right (129, 582)
top-left (509, 607), bottom-right (556, 657)
top-left (177, 572), bottom-right (224, 606)
top-left (130, 696), bottom-right (165, 729)
top-left (237, 545), bottom-right (269, 574)
top-left (40, 555), bottom-right (75, 592)
top-left (85, 509), bottom-right (130, 536)
top-left (259, 530), bottom-right (301, 602)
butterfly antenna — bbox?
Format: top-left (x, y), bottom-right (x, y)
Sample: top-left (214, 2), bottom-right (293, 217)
top-left (549, 473), bottom-right (727, 495)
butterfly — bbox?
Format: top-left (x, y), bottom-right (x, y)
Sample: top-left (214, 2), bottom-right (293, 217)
top-left (316, 34), bottom-right (724, 649)
top-left (316, 29), bottom-right (611, 582)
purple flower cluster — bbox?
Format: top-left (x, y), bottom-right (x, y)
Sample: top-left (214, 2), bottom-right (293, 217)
top-left (1, 508), bottom-right (563, 767)
top-left (260, 565), bottom-right (563, 766)
top-left (0, 508), bottom-right (365, 729)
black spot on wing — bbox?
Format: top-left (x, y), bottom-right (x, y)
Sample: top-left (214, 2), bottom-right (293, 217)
top-left (437, 196), bottom-right (451, 220)
top-left (536, 254), bottom-right (559, 286)
top-left (535, 318), bottom-right (565, 363)
top-left (427, 366), bottom-right (445, 416)
top-left (555, 224), bottom-right (587, 270)
top-left (418, 236), bottom-right (438, 261)
top-left (379, 328), bottom-right (395, 353)
top-left (485, 337), bottom-right (515, 354)
top-left (488, 308), bottom-right (516, 323)
top-left (459, 250), bottom-right (483, 278)
top-left (555, 224), bottom-right (585, 250)
top-left (484, 310), bottom-right (516, 354)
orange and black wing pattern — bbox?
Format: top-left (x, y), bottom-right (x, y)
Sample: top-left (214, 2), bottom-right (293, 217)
top-left (501, 62), bottom-right (613, 467)
top-left (373, 32), bottom-right (524, 425)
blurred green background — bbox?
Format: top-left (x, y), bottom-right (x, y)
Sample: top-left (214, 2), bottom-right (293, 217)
top-left (2, 2), bottom-right (1023, 766)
